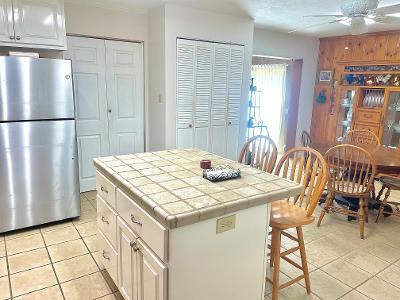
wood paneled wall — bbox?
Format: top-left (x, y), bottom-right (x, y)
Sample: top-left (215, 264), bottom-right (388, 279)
top-left (310, 31), bottom-right (400, 143)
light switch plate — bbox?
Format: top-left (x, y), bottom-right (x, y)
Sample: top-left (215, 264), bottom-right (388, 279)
top-left (216, 215), bottom-right (236, 234)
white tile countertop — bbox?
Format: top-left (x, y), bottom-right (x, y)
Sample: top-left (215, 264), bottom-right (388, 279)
top-left (93, 149), bottom-right (302, 229)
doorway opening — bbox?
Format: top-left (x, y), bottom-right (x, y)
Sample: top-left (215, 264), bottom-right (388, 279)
top-left (249, 55), bottom-right (303, 152)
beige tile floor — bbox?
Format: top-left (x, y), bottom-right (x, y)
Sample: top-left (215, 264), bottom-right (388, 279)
top-left (1, 189), bottom-right (400, 299)
top-left (0, 191), bottom-right (123, 300)
top-left (265, 188), bottom-right (400, 300)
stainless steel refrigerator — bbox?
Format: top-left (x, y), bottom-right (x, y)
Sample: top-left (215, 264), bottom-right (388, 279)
top-left (0, 56), bottom-right (80, 233)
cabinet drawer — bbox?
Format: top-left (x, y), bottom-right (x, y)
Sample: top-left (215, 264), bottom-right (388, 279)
top-left (354, 122), bottom-right (380, 136)
top-left (96, 171), bottom-right (116, 209)
top-left (98, 230), bottom-right (118, 285)
top-left (356, 109), bottom-right (381, 124)
top-left (97, 195), bottom-right (117, 249)
top-left (116, 189), bottom-right (168, 261)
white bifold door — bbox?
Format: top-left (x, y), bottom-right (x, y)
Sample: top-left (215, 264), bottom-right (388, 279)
top-left (65, 36), bottom-right (144, 192)
top-left (176, 38), bottom-right (244, 160)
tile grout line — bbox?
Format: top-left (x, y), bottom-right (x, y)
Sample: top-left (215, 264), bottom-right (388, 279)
top-left (39, 228), bottom-right (66, 300)
top-left (3, 238), bottom-right (13, 299)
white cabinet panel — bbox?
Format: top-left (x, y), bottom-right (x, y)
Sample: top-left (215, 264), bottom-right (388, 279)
top-left (194, 127), bottom-right (209, 151)
top-left (228, 46), bottom-right (244, 126)
top-left (118, 217), bottom-right (139, 300)
top-left (226, 124), bottom-right (240, 160)
top-left (176, 39), bottom-right (195, 130)
top-left (106, 40), bottom-right (144, 156)
top-left (138, 239), bottom-right (167, 300)
top-left (0, 0), bottom-right (14, 43)
top-left (13, 0), bottom-right (66, 48)
top-left (211, 44), bottom-right (229, 127)
top-left (64, 37), bottom-right (109, 192)
top-left (211, 125), bottom-right (227, 156)
top-left (177, 128), bottom-right (193, 149)
top-left (98, 230), bottom-right (118, 285)
top-left (194, 41), bottom-right (212, 128)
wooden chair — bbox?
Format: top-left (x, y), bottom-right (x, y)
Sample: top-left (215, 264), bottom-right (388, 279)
top-left (375, 175), bottom-right (400, 223)
top-left (268, 147), bottom-right (327, 300)
top-left (317, 144), bottom-right (376, 239)
top-left (300, 130), bottom-right (312, 147)
top-left (343, 129), bottom-right (381, 145)
top-left (238, 135), bottom-right (278, 173)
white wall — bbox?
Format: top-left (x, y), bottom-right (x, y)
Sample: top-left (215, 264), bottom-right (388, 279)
top-left (252, 28), bottom-right (319, 146)
top-left (64, 3), bottom-right (147, 41)
top-left (162, 4), bottom-right (254, 151)
top-left (148, 6), bottom-right (166, 151)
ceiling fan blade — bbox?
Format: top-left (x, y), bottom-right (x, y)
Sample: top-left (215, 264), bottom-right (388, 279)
top-left (288, 19), bottom-right (341, 34)
top-left (377, 16), bottom-right (400, 24)
top-left (376, 4), bottom-right (400, 15)
top-left (303, 14), bottom-right (345, 18)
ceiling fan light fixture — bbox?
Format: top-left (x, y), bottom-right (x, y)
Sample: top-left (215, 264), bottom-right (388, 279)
top-left (364, 17), bottom-right (376, 24)
top-left (340, 0), bottom-right (379, 16)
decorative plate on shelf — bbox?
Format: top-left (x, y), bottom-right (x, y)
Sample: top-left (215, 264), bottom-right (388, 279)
top-left (203, 165), bottom-right (241, 182)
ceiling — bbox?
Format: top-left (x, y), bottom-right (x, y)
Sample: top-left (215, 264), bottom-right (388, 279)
top-left (65, 0), bottom-right (400, 37)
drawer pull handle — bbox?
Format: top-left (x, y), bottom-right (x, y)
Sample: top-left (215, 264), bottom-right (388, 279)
top-left (100, 186), bottom-right (108, 194)
top-left (102, 250), bottom-right (110, 260)
top-left (363, 114), bottom-right (373, 119)
top-left (101, 216), bottom-right (109, 224)
top-left (130, 241), bottom-right (139, 252)
top-left (130, 214), bottom-right (143, 227)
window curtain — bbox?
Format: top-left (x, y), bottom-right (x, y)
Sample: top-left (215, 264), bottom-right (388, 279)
top-left (251, 64), bottom-right (287, 151)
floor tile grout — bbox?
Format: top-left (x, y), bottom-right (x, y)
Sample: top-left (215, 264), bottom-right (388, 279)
top-left (38, 228), bottom-right (66, 300)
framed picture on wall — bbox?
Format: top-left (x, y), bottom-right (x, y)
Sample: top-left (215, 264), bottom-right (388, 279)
top-left (319, 70), bottom-right (333, 83)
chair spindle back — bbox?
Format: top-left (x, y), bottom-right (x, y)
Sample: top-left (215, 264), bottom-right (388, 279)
top-left (274, 147), bottom-right (328, 217)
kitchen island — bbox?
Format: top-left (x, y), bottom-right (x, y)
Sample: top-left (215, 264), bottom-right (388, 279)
top-left (94, 149), bottom-right (302, 300)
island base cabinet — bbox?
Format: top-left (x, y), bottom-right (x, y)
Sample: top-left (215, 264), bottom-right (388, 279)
top-left (137, 239), bottom-right (167, 300)
top-left (117, 217), bottom-right (167, 300)
top-left (98, 230), bottom-right (118, 285)
top-left (117, 217), bottom-right (139, 300)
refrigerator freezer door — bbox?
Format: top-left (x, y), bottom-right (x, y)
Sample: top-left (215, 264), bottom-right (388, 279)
top-left (0, 56), bottom-right (74, 122)
top-left (0, 120), bottom-right (80, 232)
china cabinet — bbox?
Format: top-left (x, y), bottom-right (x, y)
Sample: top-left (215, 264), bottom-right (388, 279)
top-left (332, 61), bottom-right (400, 147)
top-left (0, 0), bottom-right (66, 49)
top-left (336, 87), bottom-right (356, 141)
top-left (382, 90), bottom-right (400, 147)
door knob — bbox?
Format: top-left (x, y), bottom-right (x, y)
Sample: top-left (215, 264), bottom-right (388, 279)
top-left (9, 36), bottom-right (14, 40)
top-left (108, 109), bottom-right (112, 113)
top-left (15, 36), bottom-right (21, 40)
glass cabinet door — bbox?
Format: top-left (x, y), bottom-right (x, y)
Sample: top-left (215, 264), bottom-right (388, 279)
top-left (336, 88), bottom-right (356, 141)
top-left (382, 90), bottom-right (400, 148)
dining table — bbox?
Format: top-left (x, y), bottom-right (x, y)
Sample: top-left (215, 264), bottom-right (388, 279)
top-left (311, 141), bottom-right (400, 176)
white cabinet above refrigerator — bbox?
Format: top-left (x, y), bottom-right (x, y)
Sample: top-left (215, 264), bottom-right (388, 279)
top-left (0, 0), bottom-right (66, 50)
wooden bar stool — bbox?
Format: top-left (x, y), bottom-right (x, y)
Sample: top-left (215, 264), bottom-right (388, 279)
top-left (238, 135), bottom-right (278, 173)
top-left (317, 144), bottom-right (376, 239)
top-left (343, 129), bottom-right (381, 145)
top-left (268, 147), bottom-right (327, 300)
top-left (376, 175), bottom-right (400, 223)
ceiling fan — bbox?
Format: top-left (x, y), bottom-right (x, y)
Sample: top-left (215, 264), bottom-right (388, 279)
top-left (292, 0), bottom-right (400, 35)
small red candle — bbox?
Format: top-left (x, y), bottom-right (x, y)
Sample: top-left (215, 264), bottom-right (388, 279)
top-left (200, 160), bottom-right (211, 169)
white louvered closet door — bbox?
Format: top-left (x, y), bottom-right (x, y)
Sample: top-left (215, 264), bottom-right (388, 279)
top-left (176, 39), bottom-right (244, 158)
top-left (194, 41), bottom-right (213, 151)
top-left (176, 39), bottom-right (195, 149)
top-left (211, 44), bottom-right (230, 156)
top-left (226, 45), bottom-right (245, 160)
